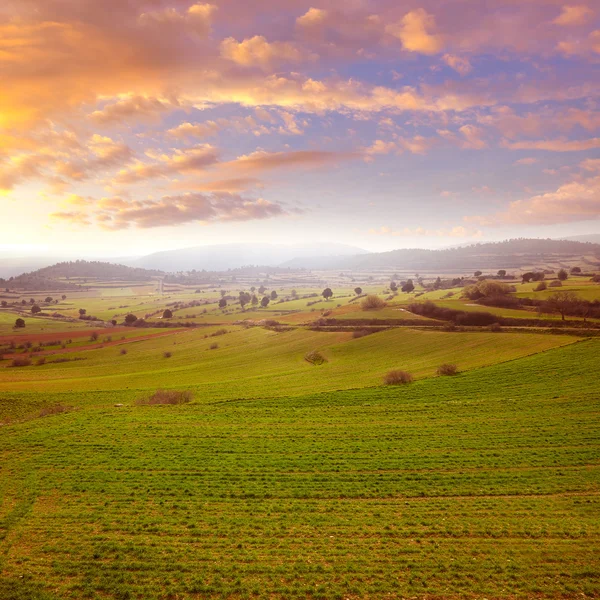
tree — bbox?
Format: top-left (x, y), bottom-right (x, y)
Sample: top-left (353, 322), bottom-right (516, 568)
top-left (474, 270), bottom-right (482, 277)
top-left (15, 318), bottom-right (25, 328)
top-left (125, 313), bottom-right (137, 324)
top-left (29, 298), bottom-right (35, 304)
top-left (220, 290), bottom-right (227, 298)
top-left (390, 281), bottom-right (398, 293)
top-left (31, 304), bottom-right (41, 314)
top-left (1, 300), bottom-right (7, 307)
top-left (219, 298), bottom-right (227, 309)
top-left (250, 286), bottom-right (256, 293)
top-left (402, 279), bottom-right (415, 293)
top-left (497, 270), bottom-right (506, 278)
top-left (322, 288), bottom-right (333, 300)
top-left (433, 276), bottom-right (442, 290)
top-left (291, 289), bottom-right (298, 298)
top-left (258, 285), bottom-right (266, 295)
top-left (542, 291), bottom-right (580, 321)
top-left (570, 266), bottom-right (582, 274)
top-left (61, 295), bottom-right (67, 300)
top-left (44, 296), bottom-right (53, 303)
top-left (557, 268), bottom-right (568, 281)
top-left (270, 290), bottom-right (278, 300)
top-left (79, 308), bottom-right (86, 317)
top-left (239, 291), bottom-right (251, 310)
top-left (162, 309), bottom-right (173, 319)
top-left (251, 295), bottom-right (258, 307)
top-left (354, 287), bottom-right (362, 296)
top-left (21, 299), bottom-right (26, 305)
top-left (522, 272), bottom-right (534, 284)
top-left (261, 296), bottom-right (270, 308)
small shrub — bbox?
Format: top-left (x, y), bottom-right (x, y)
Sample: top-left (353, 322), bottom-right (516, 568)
top-left (35, 357), bottom-right (46, 366)
top-left (534, 281), bottom-right (547, 292)
top-left (209, 342), bottom-right (219, 350)
top-left (548, 280), bottom-right (563, 288)
top-left (120, 348), bottom-right (128, 355)
top-left (90, 332), bottom-right (99, 341)
top-left (304, 350), bottom-right (327, 365)
top-left (10, 356), bottom-right (31, 367)
top-left (163, 351), bottom-right (172, 358)
top-left (489, 322), bottom-right (502, 332)
top-left (437, 363), bottom-right (458, 376)
top-left (136, 389), bottom-right (193, 405)
top-left (361, 295), bottom-right (387, 310)
top-left (383, 370), bottom-right (413, 385)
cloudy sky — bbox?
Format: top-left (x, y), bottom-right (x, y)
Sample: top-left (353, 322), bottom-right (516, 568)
top-left (1, 0), bottom-right (599, 256)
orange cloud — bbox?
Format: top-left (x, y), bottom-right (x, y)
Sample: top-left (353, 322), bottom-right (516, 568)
top-left (466, 174), bottom-right (600, 226)
top-left (553, 5), bottom-right (594, 26)
top-left (51, 192), bottom-right (290, 230)
top-left (220, 36), bottom-right (313, 69)
top-left (386, 9), bottom-right (443, 55)
top-left (503, 138), bottom-right (600, 151)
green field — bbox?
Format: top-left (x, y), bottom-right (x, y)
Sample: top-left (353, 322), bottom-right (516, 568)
top-left (1, 340), bottom-right (599, 599)
top-left (1, 276), bottom-right (599, 600)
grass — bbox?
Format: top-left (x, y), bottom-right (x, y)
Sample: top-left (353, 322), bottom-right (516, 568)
top-left (0, 327), bottom-right (580, 400)
top-left (0, 340), bottom-right (598, 598)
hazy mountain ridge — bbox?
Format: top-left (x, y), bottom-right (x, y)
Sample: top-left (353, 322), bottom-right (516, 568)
top-left (282, 238), bottom-right (600, 271)
top-left (128, 242), bottom-right (369, 272)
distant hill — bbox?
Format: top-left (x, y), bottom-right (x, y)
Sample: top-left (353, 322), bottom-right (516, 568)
top-left (561, 234), bottom-right (600, 245)
top-left (281, 238), bottom-right (600, 272)
top-left (0, 260), bottom-right (164, 291)
top-left (129, 243), bottom-right (369, 272)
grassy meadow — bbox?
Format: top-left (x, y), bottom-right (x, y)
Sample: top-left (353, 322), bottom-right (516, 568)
top-left (0, 275), bottom-right (599, 599)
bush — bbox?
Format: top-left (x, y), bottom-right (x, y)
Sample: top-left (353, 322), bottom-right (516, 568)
top-left (548, 280), bottom-right (563, 287)
top-left (209, 342), bottom-right (219, 350)
top-left (10, 357), bottom-right (31, 367)
top-left (120, 348), bottom-right (128, 355)
top-left (361, 295), bottom-right (386, 310)
top-left (35, 357), bottom-right (46, 366)
top-left (163, 351), bottom-right (172, 358)
top-left (136, 389), bottom-right (193, 405)
top-left (383, 370), bottom-right (413, 385)
top-left (90, 331), bottom-right (99, 341)
top-left (489, 323), bottom-right (502, 332)
top-left (534, 281), bottom-right (547, 292)
top-left (437, 363), bottom-right (458, 376)
top-left (304, 350), bottom-right (327, 365)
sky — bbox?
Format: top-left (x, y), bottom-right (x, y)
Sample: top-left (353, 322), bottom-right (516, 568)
top-left (1, 0), bottom-right (599, 257)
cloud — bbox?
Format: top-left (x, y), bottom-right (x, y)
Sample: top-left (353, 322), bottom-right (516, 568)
top-left (172, 177), bottom-right (263, 193)
top-left (514, 157), bottom-right (539, 165)
top-left (386, 9), bottom-right (443, 55)
top-left (90, 95), bottom-right (178, 125)
top-left (50, 192), bottom-right (290, 230)
top-left (503, 138), bottom-right (600, 151)
top-left (220, 36), bottom-right (312, 69)
top-left (116, 145), bottom-right (219, 184)
top-left (466, 174), bottom-right (600, 226)
top-left (220, 149), bottom-right (359, 175)
top-left (442, 54), bottom-right (472, 76)
top-left (553, 5), bottom-right (594, 26)
top-left (139, 3), bottom-right (216, 37)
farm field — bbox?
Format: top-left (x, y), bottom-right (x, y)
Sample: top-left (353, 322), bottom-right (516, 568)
top-left (0, 340), bottom-right (599, 599)
top-left (1, 271), bottom-right (600, 600)
top-left (0, 326), bottom-right (580, 399)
